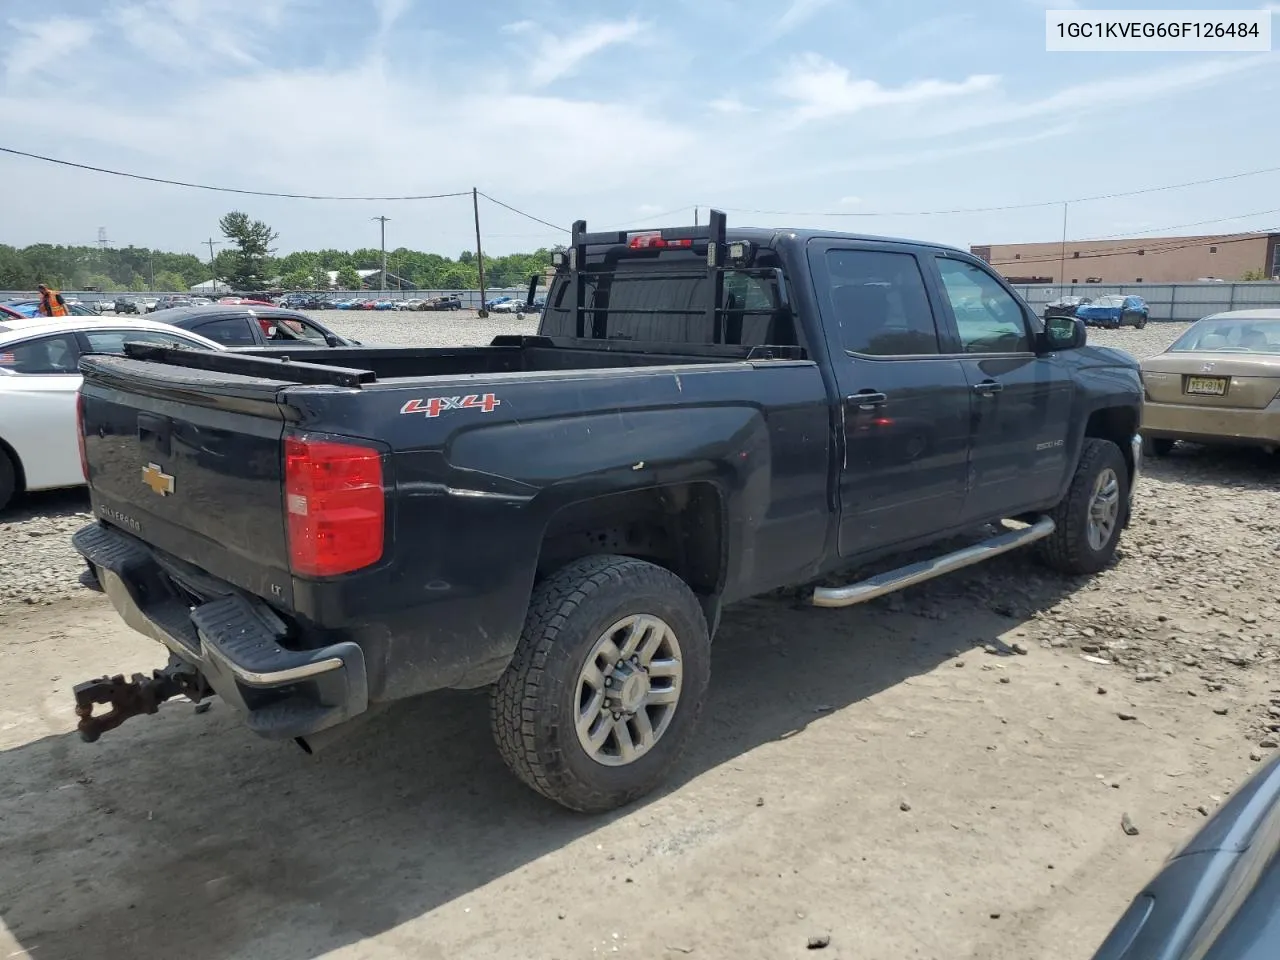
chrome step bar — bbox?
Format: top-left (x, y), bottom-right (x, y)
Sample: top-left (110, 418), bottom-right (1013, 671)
top-left (811, 516), bottom-right (1056, 609)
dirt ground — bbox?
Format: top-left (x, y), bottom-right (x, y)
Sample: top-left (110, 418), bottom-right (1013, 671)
top-left (2, 326), bottom-right (1279, 960)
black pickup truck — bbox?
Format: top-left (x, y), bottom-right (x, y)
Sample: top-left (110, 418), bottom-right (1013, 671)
top-left (71, 212), bottom-right (1143, 812)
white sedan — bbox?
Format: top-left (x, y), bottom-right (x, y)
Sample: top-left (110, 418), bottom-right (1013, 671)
top-left (0, 317), bottom-right (222, 510)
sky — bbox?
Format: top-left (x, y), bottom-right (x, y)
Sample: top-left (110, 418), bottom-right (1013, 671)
top-left (1, 0), bottom-right (1277, 259)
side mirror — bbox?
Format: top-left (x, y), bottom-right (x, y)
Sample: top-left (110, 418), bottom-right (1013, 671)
top-left (1041, 316), bottom-right (1086, 352)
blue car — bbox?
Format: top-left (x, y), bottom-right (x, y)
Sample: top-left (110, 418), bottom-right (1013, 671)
top-left (1076, 294), bottom-right (1148, 330)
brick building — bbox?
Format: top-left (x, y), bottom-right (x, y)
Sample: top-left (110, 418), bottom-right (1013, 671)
top-left (971, 231), bottom-right (1280, 285)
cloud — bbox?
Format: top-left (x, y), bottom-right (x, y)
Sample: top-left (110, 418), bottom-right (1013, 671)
top-left (839, 196), bottom-right (861, 205)
top-left (5, 17), bottom-right (96, 81)
top-left (777, 54), bottom-right (1000, 123)
top-left (774, 0), bottom-right (834, 37)
top-left (110, 0), bottom-right (295, 69)
top-left (528, 18), bottom-right (648, 87)
top-left (374, 0), bottom-right (412, 33)
top-left (922, 55), bottom-right (1266, 137)
top-left (708, 98), bottom-right (756, 114)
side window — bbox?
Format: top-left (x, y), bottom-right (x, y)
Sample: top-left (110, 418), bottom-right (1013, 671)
top-left (824, 249), bottom-right (939, 356)
top-left (292, 318), bottom-right (330, 342)
top-left (82, 330), bottom-right (213, 353)
top-left (0, 334), bottom-right (80, 374)
top-left (195, 318), bottom-right (257, 346)
top-left (935, 258), bottom-right (1031, 354)
top-left (264, 315), bottom-right (327, 342)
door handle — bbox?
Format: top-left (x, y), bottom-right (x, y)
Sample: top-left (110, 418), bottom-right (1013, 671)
top-left (847, 391), bottom-right (888, 407)
top-left (972, 380), bottom-right (1003, 396)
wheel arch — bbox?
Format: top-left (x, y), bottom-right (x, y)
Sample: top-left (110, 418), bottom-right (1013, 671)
top-left (0, 433), bottom-right (26, 495)
top-left (535, 481), bottom-right (728, 635)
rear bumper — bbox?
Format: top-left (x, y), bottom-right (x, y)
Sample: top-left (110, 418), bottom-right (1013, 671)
top-left (1142, 399), bottom-right (1280, 447)
top-left (73, 521), bottom-right (368, 739)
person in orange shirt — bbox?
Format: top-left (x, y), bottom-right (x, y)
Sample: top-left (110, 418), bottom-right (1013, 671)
top-left (37, 283), bottom-right (70, 317)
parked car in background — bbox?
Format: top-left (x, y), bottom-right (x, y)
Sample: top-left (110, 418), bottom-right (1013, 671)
top-left (139, 298), bottom-right (158, 313)
top-left (145, 304), bottom-right (358, 349)
top-left (1077, 295), bottom-right (1148, 329)
top-left (1140, 309), bottom-right (1280, 456)
top-left (0, 317), bottom-right (222, 510)
top-left (2, 299), bottom-right (103, 318)
top-left (113, 297), bottom-right (141, 314)
top-left (397, 298), bottom-right (425, 311)
top-left (421, 295), bottom-right (462, 310)
top-left (484, 295), bottom-right (512, 310)
top-left (490, 298), bottom-right (521, 313)
top-left (1089, 753), bottom-right (1280, 960)
top-left (217, 296), bottom-right (273, 306)
top-left (146, 295), bottom-right (194, 314)
top-left (1043, 295), bottom-right (1091, 321)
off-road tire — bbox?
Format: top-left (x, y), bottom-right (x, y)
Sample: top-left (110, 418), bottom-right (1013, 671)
top-left (1037, 438), bottom-right (1129, 575)
top-left (491, 554), bottom-right (710, 813)
top-left (0, 451), bottom-right (16, 512)
top-left (1143, 436), bottom-right (1174, 457)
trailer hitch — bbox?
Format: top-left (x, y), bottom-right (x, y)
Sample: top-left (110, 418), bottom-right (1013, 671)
top-left (73, 660), bottom-right (206, 742)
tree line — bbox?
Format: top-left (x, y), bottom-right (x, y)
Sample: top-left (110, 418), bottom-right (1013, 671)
top-left (0, 210), bottom-right (556, 292)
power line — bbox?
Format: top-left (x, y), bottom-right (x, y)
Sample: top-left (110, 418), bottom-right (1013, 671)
top-left (0, 145), bottom-right (471, 202)
top-left (476, 191), bottom-right (568, 232)
top-left (1079, 208), bottom-right (1280, 241)
top-left (719, 164), bottom-right (1280, 218)
top-left (986, 230), bottom-right (1275, 268)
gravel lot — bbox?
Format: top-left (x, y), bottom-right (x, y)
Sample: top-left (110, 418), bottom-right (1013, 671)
top-left (6, 319), bottom-right (1280, 959)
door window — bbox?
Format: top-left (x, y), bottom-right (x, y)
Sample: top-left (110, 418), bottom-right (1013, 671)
top-left (0, 334), bottom-right (80, 374)
top-left (823, 250), bottom-right (940, 356)
top-left (194, 317), bottom-right (257, 346)
top-left (935, 258), bottom-right (1031, 354)
top-left (263, 315), bottom-right (329, 342)
top-left (81, 329), bottom-right (211, 353)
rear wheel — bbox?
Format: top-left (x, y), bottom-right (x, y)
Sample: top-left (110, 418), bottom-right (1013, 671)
top-left (491, 554), bottom-right (711, 812)
top-left (0, 450), bottom-right (16, 512)
top-left (1038, 438), bottom-right (1129, 575)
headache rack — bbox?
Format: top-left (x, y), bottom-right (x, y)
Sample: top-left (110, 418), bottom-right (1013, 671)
top-left (552, 209), bottom-right (799, 355)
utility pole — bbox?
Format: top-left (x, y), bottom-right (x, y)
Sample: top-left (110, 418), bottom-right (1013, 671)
top-left (372, 216), bottom-right (390, 293)
top-left (472, 188), bottom-right (488, 318)
top-left (1059, 202), bottom-right (1068, 292)
top-left (694, 207), bottom-right (699, 227)
top-left (149, 251), bottom-right (155, 292)
top-left (204, 237), bottom-right (223, 294)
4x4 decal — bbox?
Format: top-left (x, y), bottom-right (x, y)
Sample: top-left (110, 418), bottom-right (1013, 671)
top-left (400, 393), bottom-right (502, 418)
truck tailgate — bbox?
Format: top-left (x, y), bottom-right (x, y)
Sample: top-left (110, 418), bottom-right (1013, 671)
top-left (79, 355), bottom-right (295, 603)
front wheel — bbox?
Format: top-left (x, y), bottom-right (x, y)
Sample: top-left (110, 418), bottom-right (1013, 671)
top-left (1038, 438), bottom-right (1129, 575)
top-left (491, 554), bottom-right (711, 812)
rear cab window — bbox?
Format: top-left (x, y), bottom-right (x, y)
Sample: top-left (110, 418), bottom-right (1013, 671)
top-left (540, 247), bottom-right (798, 351)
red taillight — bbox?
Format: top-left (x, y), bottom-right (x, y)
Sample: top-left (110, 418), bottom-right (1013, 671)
top-left (284, 436), bottom-right (385, 577)
top-left (626, 232), bottom-right (693, 250)
top-left (76, 393), bottom-right (89, 482)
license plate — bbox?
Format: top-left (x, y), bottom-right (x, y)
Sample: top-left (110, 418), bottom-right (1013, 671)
top-left (1185, 376), bottom-right (1228, 396)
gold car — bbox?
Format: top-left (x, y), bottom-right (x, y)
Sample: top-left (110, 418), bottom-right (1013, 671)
top-left (1140, 309), bottom-right (1280, 456)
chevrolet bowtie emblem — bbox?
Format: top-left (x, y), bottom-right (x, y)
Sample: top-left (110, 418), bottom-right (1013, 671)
top-left (141, 462), bottom-right (175, 496)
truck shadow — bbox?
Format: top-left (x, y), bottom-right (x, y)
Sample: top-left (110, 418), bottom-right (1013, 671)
top-left (0, 556), bottom-right (1079, 960)
top-left (1144, 443), bottom-right (1279, 489)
